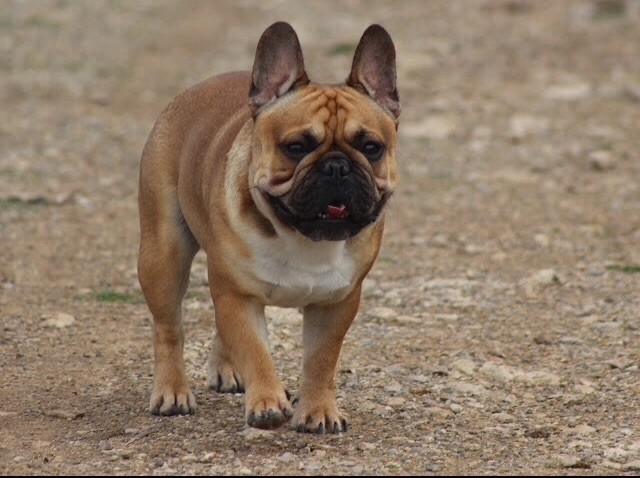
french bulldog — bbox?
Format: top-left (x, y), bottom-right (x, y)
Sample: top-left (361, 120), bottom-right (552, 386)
top-left (138, 21), bottom-right (399, 433)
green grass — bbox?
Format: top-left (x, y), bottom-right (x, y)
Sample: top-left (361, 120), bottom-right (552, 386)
top-left (607, 264), bottom-right (640, 274)
top-left (95, 291), bottom-right (140, 303)
top-left (0, 197), bottom-right (48, 210)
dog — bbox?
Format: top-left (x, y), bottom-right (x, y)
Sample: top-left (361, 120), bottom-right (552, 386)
top-left (137, 21), bottom-right (399, 434)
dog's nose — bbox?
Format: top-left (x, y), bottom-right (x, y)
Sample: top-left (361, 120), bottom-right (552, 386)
top-left (321, 157), bottom-right (351, 178)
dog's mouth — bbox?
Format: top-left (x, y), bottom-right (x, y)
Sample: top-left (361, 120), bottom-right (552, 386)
top-left (264, 193), bottom-right (389, 241)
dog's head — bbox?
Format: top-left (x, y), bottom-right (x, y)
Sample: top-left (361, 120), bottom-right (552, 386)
top-left (248, 22), bottom-right (399, 242)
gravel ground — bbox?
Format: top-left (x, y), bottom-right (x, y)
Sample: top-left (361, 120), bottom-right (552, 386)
top-left (1, 0), bottom-right (640, 475)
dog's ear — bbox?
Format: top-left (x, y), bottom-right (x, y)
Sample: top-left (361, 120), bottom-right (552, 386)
top-left (249, 22), bottom-right (310, 114)
top-left (347, 24), bottom-right (400, 118)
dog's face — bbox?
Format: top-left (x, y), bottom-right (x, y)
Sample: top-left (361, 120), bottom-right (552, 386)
top-left (247, 23), bottom-right (400, 242)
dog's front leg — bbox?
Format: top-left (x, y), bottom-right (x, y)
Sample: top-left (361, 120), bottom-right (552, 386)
top-left (212, 293), bottom-right (292, 429)
top-left (294, 285), bottom-right (361, 434)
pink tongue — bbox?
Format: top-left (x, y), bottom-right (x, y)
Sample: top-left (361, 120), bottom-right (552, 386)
top-left (327, 204), bottom-right (348, 219)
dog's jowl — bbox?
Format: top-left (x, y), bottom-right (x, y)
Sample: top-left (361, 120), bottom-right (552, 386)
top-left (138, 21), bottom-right (400, 433)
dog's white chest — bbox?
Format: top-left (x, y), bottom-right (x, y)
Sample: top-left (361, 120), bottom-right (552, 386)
top-left (250, 236), bottom-right (356, 307)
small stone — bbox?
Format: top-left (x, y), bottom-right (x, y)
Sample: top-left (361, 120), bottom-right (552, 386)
top-left (277, 452), bottom-right (296, 463)
top-left (301, 461), bottom-right (322, 473)
top-left (395, 315), bottom-right (422, 325)
top-left (545, 82), bottom-right (591, 101)
top-left (572, 425), bottom-right (597, 435)
top-left (424, 407), bottom-right (455, 419)
top-left (44, 409), bottom-right (85, 420)
top-left (386, 397), bottom-right (406, 408)
top-left (534, 233), bottom-right (550, 247)
top-left (492, 412), bottom-right (515, 423)
top-left (451, 359), bottom-right (477, 376)
top-left (557, 454), bottom-right (589, 469)
top-left (479, 362), bottom-right (515, 382)
top-left (509, 114), bottom-right (549, 140)
top-left (42, 312), bottom-right (76, 328)
top-left (366, 307), bottom-right (397, 320)
top-left (240, 427), bottom-right (273, 441)
top-left (588, 150), bottom-right (616, 171)
top-left (604, 446), bottom-right (631, 463)
top-left (521, 371), bottom-right (561, 386)
top-left (559, 336), bottom-right (582, 345)
top-left (359, 442), bottom-right (376, 451)
top-left (531, 269), bottom-right (560, 285)
top-left (449, 403), bottom-right (463, 414)
top-left (624, 460), bottom-right (640, 471)
top-left (238, 467), bottom-right (252, 475)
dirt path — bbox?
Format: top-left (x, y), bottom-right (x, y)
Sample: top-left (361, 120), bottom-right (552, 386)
top-left (1, 0), bottom-right (640, 475)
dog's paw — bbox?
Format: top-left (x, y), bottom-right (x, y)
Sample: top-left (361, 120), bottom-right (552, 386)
top-left (207, 358), bottom-right (244, 394)
top-left (245, 390), bottom-right (293, 430)
top-left (293, 399), bottom-right (348, 434)
top-left (149, 382), bottom-right (196, 416)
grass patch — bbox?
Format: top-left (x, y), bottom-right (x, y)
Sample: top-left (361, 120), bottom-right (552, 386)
top-left (0, 197), bottom-right (48, 210)
top-left (95, 291), bottom-right (140, 303)
top-left (328, 43), bottom-right (357, 57)
top-left (607, 264), bottom-right (640, 274)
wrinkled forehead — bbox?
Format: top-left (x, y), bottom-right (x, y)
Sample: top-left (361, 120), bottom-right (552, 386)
top-left (256, 85), bottom-right (397, 144)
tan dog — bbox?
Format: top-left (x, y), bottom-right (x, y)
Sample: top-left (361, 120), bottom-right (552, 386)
top-left (138, 21), bottom-right (399, 433)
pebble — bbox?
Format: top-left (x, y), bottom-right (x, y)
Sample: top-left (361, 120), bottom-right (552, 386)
top-left (277, 452), bottom-right (296, 463)
top-left (395, 315), bottom-right (422, 325)
top-left (424, 407), bottom-right (455, 419)
top-left (42, 312), bottom-right (76, 328)
top-left (509, 114), bottom-right (549, 140)
top-left (239, 427), bottom-right (274, 441)
top-left (366, 307), bottom-right (397, 320)
top-left (604, 446), bottom-right (632, 463)
top-left (451, 358), bottom-right (477, 376)
top-left (557, 454), bottom-right (588, 468)
top-left (572, 424), bottom-right (597, 435)
top-left (44, 409), bottom-right (85, 420)
top-left (624, 460), bottom-right (640, 471)
top-left (588, 150), bottom-right (616, 171)
top-left (386, 397), bottom-right (407, 408)
top-left (530, 269), bottom-right (560, 285)
top-left (544, 82), bottom-right (591, 101)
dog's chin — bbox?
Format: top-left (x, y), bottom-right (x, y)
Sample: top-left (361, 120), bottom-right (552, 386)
top-left (264, 192), bottom-right (389, 242)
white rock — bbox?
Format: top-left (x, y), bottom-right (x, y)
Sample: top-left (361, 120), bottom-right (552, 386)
top-left (572, 424), bottom-right (597, 435)
top-left (545, 82), bottom-right (591, 100)
top-left (604, 446), bottom-right (632, 463)
top-left (588, 150), bottom-right (616, 171)
top-left (479, 362), bottom-right (516, 382)
top-left (509, 115), bottom-right (549, 139)
top-left (277, 452), bottom-right (296, 463)
top-left (366, 307), bottom-right (397, 320)
top-left (519, 371), bottom-right (561, 386)
top-left (451, 358), bottom-right (477, 376)
top-left (42, 312), bottom-right (75, 328)
top-left (395, 315), bottom-right (422, 325)
top-left (531, 269), bottom-right (560, 285)
top-left (625, 460), bottom-right (640, 471)
top-left (386, 397), bottom-right (406, 408)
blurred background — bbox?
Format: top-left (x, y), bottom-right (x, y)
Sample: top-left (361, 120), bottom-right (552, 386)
top-left (1, 0), bottom-right (640, 475)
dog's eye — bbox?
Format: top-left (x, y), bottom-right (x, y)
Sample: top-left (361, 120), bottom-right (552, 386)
top-left (361, 141), bottom-right (385, 161)
top-left (282, 142), bottom-right (309, 161)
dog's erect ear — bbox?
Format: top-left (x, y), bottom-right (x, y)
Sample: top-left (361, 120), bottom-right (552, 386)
top-left (347, 24), bottom-right (400, 118)
top-left (249, 22), bottom-right (310, 113)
